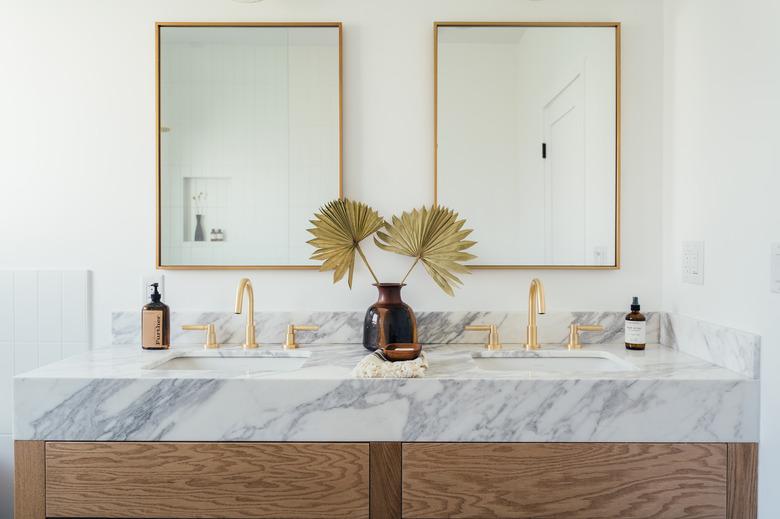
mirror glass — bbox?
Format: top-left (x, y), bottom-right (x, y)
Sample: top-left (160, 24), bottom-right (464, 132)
top-left (436, 25), bottom-right (619, 267)
top-left (158, 25), bottom-right (341, 268)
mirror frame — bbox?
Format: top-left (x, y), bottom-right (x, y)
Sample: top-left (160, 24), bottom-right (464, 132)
top-left (434, 22), bottom-right (621, 270)
top-left (155, 22), bottom-right (343, 270)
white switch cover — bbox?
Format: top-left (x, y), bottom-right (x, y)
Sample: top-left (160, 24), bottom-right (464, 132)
top-left (682, 241), bottom-right (704, 285)
top-left (142, 274), bottom-right (165, 303)
top-left (771, 243), bottom-right (780, 293)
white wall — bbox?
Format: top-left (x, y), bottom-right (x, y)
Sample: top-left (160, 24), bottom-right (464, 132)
top-left (0, 0), bottom-right (664, 350)
top-left (662, 0), bottom-right (780, 516)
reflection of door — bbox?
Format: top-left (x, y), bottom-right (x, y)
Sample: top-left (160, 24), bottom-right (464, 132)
top-left (543, 73), bottom-right (585, 264)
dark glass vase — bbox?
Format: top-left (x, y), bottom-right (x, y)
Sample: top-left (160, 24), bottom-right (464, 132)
top-left (363, 283), bottom-right (418, 351)
top-left (194, 214), bottom-right (205, 242)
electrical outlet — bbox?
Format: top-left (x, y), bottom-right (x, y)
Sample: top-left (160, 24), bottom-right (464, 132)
top-left (771, 243), bottom-right (780, 293)
top-left (142, 274), bottom-right (165, 303)
top-left (682, 241), bottom-right (704, 285)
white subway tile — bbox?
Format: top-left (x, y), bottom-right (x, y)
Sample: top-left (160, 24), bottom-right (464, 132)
top-left (0, 342), bottom-right (11, 434)
top-left (62, 341), bottom-right (89, 359)
top-left (12, 272), bottom-right (37, 344)
top-left (62, 271), bottom-right (89, 343)
top-left (13, 342), bottom-right (37, 376)
top-left (0, 435), bottom-right (12, 519)
top-left (38, 341), bottom-right (62, 367)
top-left (37, 271), bottom-right (63, 343)
top-left (0, 272), bottom-right (12, 343)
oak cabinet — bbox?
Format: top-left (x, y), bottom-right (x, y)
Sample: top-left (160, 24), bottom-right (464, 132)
top-left (14, 441), bottom-right (756, 519)
top-left (403, 443), bottom-right (729, 518)
top-left (43, 442), bottom-right (369, 519)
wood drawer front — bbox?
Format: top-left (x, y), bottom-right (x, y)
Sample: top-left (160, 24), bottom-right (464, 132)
top-left (45, 442), bottom-right (369, 519)
top-left (402, 443), bottom-right (727, 519)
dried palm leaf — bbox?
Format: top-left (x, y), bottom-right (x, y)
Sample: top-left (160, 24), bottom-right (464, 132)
top-left (374, 205), bottom-right (477, 296)
top-left (307, 199), bottom-right (385, 288)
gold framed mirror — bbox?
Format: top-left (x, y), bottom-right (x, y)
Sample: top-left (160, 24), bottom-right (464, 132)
top-left (434, 22), bottom-right (621, 269)
top-left (156, 22), bottom-right (342, 269)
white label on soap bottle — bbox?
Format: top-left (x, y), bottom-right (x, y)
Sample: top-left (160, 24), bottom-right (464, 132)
top-left (625, 321), bottom-right (646, 344)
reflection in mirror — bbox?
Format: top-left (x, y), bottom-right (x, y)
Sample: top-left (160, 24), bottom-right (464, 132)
top-left (158, 24), bottom-right (341, 268)
top-left (436, 24), bottom-right (619, 268)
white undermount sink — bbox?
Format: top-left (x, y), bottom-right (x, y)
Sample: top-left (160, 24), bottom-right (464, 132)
top-left (472, 350), bottom-right (638, 373)
top-left (145, 351), bottom-right (309, 373)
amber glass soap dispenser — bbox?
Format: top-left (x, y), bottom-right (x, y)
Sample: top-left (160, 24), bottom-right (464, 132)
top-left (142, 283), bottom-right (170, 350)
top-left (624, 296), bottom-right (646, 350)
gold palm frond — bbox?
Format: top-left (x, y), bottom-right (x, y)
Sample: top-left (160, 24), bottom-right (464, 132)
top-left (307, 199), bottom-right (385, 288)
top-left (374, 205), bottom-right (477, 296)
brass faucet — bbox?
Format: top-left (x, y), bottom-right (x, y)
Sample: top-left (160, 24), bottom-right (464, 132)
top-left (567, 324), bottom-right (604, 350)
top-left (182, 323), bottom-right (220, 350)
top-left (234, 278), bottom-right (258, 349)
top-left (284, 324), bottom-right (320, 350)
top-left (525, 278), bottom-right (546, 350)
top-left (464, 324), bottom-right (502, 351)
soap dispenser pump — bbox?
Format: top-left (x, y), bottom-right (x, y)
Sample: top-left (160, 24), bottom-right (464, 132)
top-left (142, 283), bottom-right (170, 350)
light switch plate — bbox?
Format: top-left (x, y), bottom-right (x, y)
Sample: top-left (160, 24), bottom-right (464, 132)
top-left (771, 243), bottom-right (780, 293)
top-left (682, 241), bottom-right (704, 285)
top-left (142, 274), bottom-right (165, 303)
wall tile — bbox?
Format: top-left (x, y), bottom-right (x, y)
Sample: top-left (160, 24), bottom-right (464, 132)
top-left (0, 342), bottom-right (11, 434)
top-left (0, 435), bottom-right (12, 519)
top-left (62, 341), bottom-right (89, 358)
top-left (37, 271), bottom-right (62, 343)
top-left (62, 271), bottom-right (89, 343)
top-left (0, 270), bottom-right (90, 517)
top-left (12, 272), bottom-right (37, 344)
top-left (0, 273), bottom-right (12, 343)
top-left (38, 341), bottom-right (62, 367)
top-left (13, 342), bottom-right (37, 376)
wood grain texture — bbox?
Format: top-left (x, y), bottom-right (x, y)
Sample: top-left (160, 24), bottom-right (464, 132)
top-left (45, 442), bottom-right (369, 519)
top-left (370, 442), bottom-right (402, 519)
top-left (728, 443), bottom-right (758, 519)
top-left (14, 441), bottom-right (46, 519)
top-left (402, 443), bottom-right (727, 519)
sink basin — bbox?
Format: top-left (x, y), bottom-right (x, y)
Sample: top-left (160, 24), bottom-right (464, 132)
top-left (472, 350), bottom-right (637, 373)
top-left (145, 351), bottom-right (309, 373)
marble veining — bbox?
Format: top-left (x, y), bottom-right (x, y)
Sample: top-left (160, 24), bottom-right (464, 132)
top-left (15, 342), bottom-right (758, 442)
top-left (661, 313), bottom-right (760, 378)
top-left (112, 310), bottom-right (661, 346)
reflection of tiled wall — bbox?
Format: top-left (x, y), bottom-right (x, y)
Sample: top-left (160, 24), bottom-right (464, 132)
top-left (0, 270), bottom-right (90, 518)
top-left (161, 176), bottom-right (233, 265)
top-left (182, 176), bottom-right (231, 243)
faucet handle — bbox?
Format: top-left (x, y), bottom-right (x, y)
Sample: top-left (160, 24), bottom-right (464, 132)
top-left (567, 324), bottom-right (604, 350)
top-left (464, 324), bottom-right (502, 351)
top-left (182, 323), bottom-right (219, 350)
top-left (284, 324), bottom-right (320, 350)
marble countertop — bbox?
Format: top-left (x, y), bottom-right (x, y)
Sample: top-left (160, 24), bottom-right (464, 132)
top-left (14, 342), bottom-right (758, 443)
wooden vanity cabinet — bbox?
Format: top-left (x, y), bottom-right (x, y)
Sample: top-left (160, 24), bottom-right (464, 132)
top-left (14, 441), bottom-right (757, 519)
top-left (18, 441), bottom-right (370, 519)
top-left (401, 443), bottom-right (748, 519)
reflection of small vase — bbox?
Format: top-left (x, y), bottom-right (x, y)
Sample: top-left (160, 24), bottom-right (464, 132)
top-left (363, 283), bottom-right (418, 351)
top-left (194, 214), bottom-right (205, 241)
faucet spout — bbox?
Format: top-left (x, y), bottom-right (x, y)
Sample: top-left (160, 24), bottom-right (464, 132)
top-left (525, 278), bottom-right (546, 350)
top-left (234, 278), bottom-right (258, 349)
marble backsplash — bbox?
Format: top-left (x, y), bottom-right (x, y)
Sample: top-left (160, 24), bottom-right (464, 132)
top-left (113, 309), bottom-right (761, 378)
top-left (661, 313), bottom-right (760, 379)
top-left (113, 310), bottom-right (661, 348)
